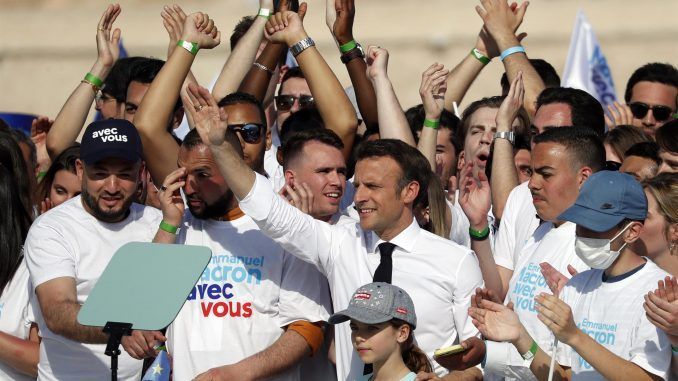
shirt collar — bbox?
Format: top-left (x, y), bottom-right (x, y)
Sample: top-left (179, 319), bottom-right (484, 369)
top-left (369, 219), bottom-right (420, 254)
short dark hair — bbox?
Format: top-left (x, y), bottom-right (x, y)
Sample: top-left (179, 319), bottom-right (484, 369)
top-left (603, 125), bottom-right (649, 161)
top-left (230, 16), bottom-right (256, 50)
top-left (536, 87), bottom-right (605, 139)
top-left (217, 92), bottom-right (268, 133)
top-left (624, 63), bottom-right (678, 106)
top-left (656, 119), bottom-right (678, 153)
top-left (103, 56), bottom-right (147, 102)
top-left (281, 129), bottom-right (344, 170)
top-left (278, 67), bottom-right (306, 96)
top-left (355, 139), bottom-right (431, 207)
top-left (457, 96), bottom-right (530, 145)
top-left (501, 58), bottom-right (560, 94)
top-left (180, 128), bottom-right (243, 158)
top-left (624, 141), bottom-right (661, 166)
top-left (533, 126), bottom-right (605, 172)
top-left (405, 104), bottom-right (462, 153)
top-left (279, 108), bottom-right (324, 144)
top-left (127, 58), bottom-right (183, 114)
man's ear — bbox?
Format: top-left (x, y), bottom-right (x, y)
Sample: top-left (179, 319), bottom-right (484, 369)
top-left (577, 166), bottom-right (593, 189)
top-left (624, 221), bottom-right (644, 244)
top-left (401, 181), bottom-right (420, 205)
top-left (457, 151), bottom-right (466, 172)
top-left (284, 170), bottom-right (295, 188)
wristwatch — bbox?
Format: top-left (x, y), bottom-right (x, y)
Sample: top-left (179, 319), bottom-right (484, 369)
top-left (494, 131), bottom-right (515, 145)
top-left (290, 37), bottom-right (315, 57)
top-left (340, 43), bottom-right (365, 64)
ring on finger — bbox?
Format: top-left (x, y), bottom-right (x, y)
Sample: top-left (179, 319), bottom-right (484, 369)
top-left (159, 185), bottom-right (168, 192)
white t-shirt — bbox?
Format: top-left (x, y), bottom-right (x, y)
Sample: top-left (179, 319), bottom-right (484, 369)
top-left (24, 196), bottom-right (161, 381)
top-left (240, 173), bottom-right (483, 379)
top-left (561, 260), bottom-right (671, 380)
top-left (166, 211), bottom-right (331, 381)
top-left (485, 221), bottom-right (588, 380)
top-left (493, 181), bottom-right (541, 270)
top-left (0, 258), bottom-right (34, 381)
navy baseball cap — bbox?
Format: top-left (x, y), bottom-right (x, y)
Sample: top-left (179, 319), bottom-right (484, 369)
top-left (329, 282), bottom-right (417, 328)
top-left (80, 119), bottom-right (143, 165)
top-left (557, 171), bottom-right (647, 232)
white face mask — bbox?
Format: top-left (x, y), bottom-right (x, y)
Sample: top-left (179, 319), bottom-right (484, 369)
top-left (574, 223), bottom-right (631, 270)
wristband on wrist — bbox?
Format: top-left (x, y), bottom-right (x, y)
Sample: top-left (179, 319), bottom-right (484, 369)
top-left (672, 344), bottom-right (678, 354)
top-left (84, 73), bottom-right (104, 88)
top-left (521, 340), bottom-right (538, 362)
top-left (177, 40), bottom-right (199, 55)
top-left (500, 46), bottom-right (526, 61)
top-left (470, 48), bottom-right (491, 65)
top-left (258, 8), bottom-right (272, 19)
top-left (423, 118), bottom-right (440, 129)
top-left (469, 225), bottom-right (490, 240)
top-left (339, 40), bottom-right (357, 54)
top-left (159, 220), bottom-right (179, 234)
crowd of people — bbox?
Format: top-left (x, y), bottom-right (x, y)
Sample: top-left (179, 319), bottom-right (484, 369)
top-left (1, 0), bottom-right (678, 380)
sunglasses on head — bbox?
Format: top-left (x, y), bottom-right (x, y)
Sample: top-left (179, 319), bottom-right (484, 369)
top-left (274, 95), bottom-right (315, 112)
top-left (227, 123), bottom-right (263, 144)
top-left (628, 102), bottom-right (674, 122)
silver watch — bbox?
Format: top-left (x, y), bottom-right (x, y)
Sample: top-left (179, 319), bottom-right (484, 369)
top-left (290, 37), bottom-right (315, 57)
top-left (494, 131), bottom-right (515, 145)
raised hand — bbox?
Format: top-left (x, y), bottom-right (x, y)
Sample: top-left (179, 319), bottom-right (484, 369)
top-left (496, 71), bottom-right (524, 130)
top-left (40, 198), bottom-right (54, 215)
top-left (644, 277), bottom-right (678, 339)
top-left (458, 162), bottom-right (491, 230)
top-left (96, 4), bottom-right (122, 68)
top-left (332, 0), bottom-right (355, 45)
top-left (534, 293), bottom-right (579, 344)
top-left (161, 4), bottom-right (187, 57)
top-left (181, 12), bottom-right (221, 49)
top-left (279, 182), bottom-right (314, 215)
top-left (365, 45), bottom-right (389, 81)
top-left (264, 9), bottom-right (308, 46)
top-left (182, 83), bottom-right (228, 147)
top-left (420, 63), bottom-right (449, 122)
top-left (475, 2), bottom-right (527, 58)
top-left (31, 116), bottom-right (54, 173)
top-left (468, 296), bottom-right (522, 343)
top-left (605, 101), bottom-right (635, 130)
top-left (475, 0), bottom-right (529, 42)
top-left (539, 262), bottom-right (576, 296)
top-left (157, 167), bottom-right (186, 227)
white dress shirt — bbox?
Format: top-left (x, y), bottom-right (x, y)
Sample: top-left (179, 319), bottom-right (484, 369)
top-left (239, 173), bottom-right (483, 380)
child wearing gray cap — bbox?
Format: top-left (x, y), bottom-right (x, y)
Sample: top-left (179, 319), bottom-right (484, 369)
top-left (329, 282), bottom-right (432, 381)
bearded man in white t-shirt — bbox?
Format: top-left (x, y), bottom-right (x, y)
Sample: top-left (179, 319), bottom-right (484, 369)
top-left (24, 119), bottom-right (180, 381)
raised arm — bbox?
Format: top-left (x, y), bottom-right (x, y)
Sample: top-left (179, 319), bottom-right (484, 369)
top-left (161, 5), bottom-right (199, 94)
top-left (476, 0), bottom-right (542, 117)
top-left (327, 0), bottom-right (379, 128)
top-left (211, 0), bottom-right (272, 102)
top-left (365, 46), bottom-right (416, 146)
top-left (491, 72), bottom-right (524, 220)
top-left (418, 63), bottom-right (449, 170)
top-left (266, 7), bottom-right (358, 159)
top-left (134, 12), bottom-right (221, 184)
top-left (46, 4), bottom-right (121, 159)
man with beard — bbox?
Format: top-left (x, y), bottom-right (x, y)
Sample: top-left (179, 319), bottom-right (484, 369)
top-left (127, 10), bottom-right (330, 378)
top-left (23, 119), bottom-right (176, 381)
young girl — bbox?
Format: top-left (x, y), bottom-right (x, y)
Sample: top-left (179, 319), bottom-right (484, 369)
top-left (329, 282), bottom-right (432, 381)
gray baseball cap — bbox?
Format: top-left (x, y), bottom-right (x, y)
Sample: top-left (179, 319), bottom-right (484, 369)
top-left (329, 282), bottom-right (417, 328)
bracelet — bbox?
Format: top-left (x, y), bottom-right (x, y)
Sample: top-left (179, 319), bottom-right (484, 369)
top-left (290, 37), bottom-right (315, 57)
top-left (672, 344), bottom-right (678, 354)
top-left (469, 225), bottom-right (490, 240)
top-left (521, 340), bottom-right (538, 361)
top-left (470, 48), bottom-right (491, 65)
top-left (253, 62), bottom-right (274, 75)
top-left (159, 220), bottom-right (179, 234)
top-left (423, 118), bottom-right (440, 129)
top-left (339, 40), bottom-right (357, 54)
top-left (258, 8), bottom-right (272, 19)
top-left (84, 73), bottom-right (104, 88)
top-left (500, 46), bottom-right (526, 61)
top-left (177, 40), bottom-right (199, 55)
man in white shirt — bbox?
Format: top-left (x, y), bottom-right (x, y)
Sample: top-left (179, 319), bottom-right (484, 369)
top-left (186, 74), bottom-right (486, 379)
top-left (24, 120), bottom-right (171, 381)
top-left (460, 127), bottom-right (606, 380)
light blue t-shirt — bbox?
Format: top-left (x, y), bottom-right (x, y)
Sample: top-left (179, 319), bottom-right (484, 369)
top-left (359, 371), bottom-right (417, 381)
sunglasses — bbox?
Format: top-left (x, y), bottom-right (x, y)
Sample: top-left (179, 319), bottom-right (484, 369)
top-left (628, 102), bottom-right (674, 122)
top-left (228, 123), bottom-right (264, 144)
top-left (605, 160), bottom-right (622, 171)
top-left (274, 95), bottom-right (315, 112)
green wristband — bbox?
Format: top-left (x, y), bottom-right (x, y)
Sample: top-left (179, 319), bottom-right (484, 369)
top-left (470, 48), bottom-right (491, 65)
top-left (672, 344), bottom-right (678, 354)
top-left (423, 118), bottom-right (440, 129)
top-left (469, 225), bottom-right (490, 240)
top-left (84, 73), bottom-right (104, 88)
top-left (177, 40), bottom-right (199, 55)
top-left (37, 171), bottom-right (48, 182)
top-left (159, 220), bottom-right (179, 234)
top-left (339, 40), bottom-right (357, 54)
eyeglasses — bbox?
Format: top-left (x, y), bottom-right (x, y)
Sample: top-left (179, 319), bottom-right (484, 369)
top-left (274, 95), bottom-right (315, 112)
top-left (628, 102), bottom-right (674, 122)
top-left (228, 123), bottom-right (264, 144)
top-left (95, 91), bottom-right (117, 107)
